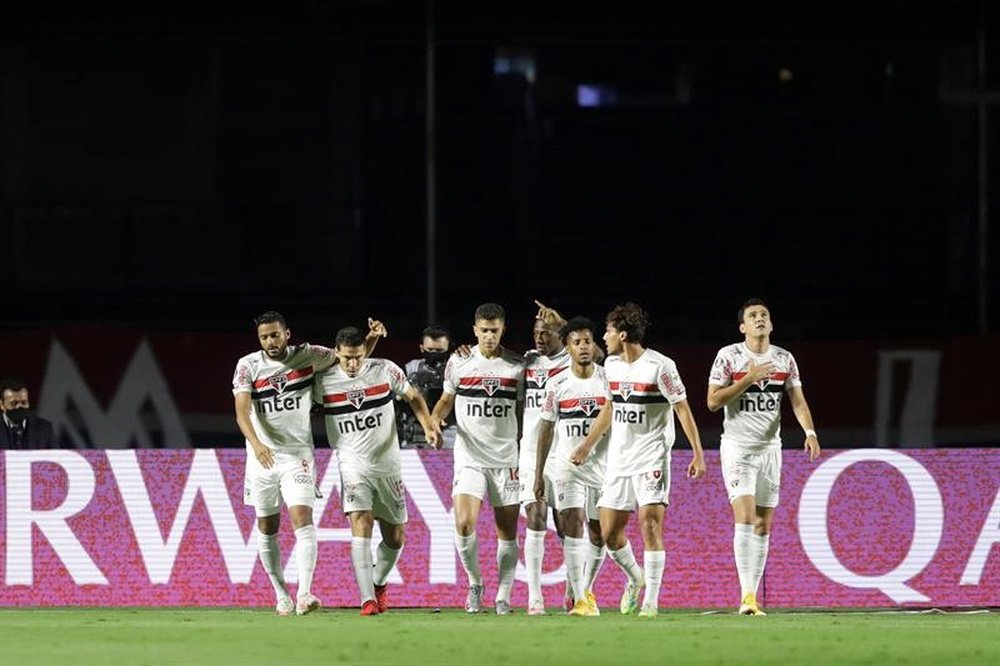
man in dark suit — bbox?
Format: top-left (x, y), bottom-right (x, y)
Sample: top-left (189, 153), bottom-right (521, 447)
top-left (0, 377), bottom-right (57, 449)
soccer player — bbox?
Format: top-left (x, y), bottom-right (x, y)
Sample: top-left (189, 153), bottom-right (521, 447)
top-left (519, 301), bottom-right (571, 615)
top-left (706, 298), bottom-right (821, 616)
top-left (430, 302), bottom-right (525, 615)
top-left (571, 302), bottom-right (706, 618)
top-left (233, 311), bottom-right (383, 616)
top-left (314, 326), bottom-right (442, 616)
top-left (534, 316), bottom-right (609, 617)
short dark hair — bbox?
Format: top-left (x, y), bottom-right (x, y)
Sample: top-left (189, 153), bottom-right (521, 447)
top-left (335, 326), bottom-right (367, 348)
top-left (0, 377), bottom-right (28, 394)
top-left (254, 310), bottom-right (287, 330)
top-left (560, 316), bottom-right (598, 344)
top-left (422, 324), bottom-right (451, 341)
top-left (474, 302), bottom-right (506, 322)
top-left (605, 302), bottom-right (650, 343)
top-left (737, 298), bottom-right (769, 324)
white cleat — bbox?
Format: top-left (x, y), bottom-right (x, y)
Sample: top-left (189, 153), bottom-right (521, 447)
top-left (296, 593), bottom-right (321, 616)
top-left (465, 584), bottom-right (485, 614)
top-left (275, 596), bottom-right (295, 617)
top-left (527, 599), bottom-right (546, 616)
top-left (494, 599), bottom-right (513, 616)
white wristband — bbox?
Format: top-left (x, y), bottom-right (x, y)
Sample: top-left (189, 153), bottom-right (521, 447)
top-left (804, 429), bottom-right (817, 439)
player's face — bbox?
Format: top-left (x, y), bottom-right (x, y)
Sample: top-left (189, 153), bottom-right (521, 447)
top-left (336, 344), bottom-right (367, 377)
top-left (2, 388), bottom-right (30, 411)
top-left (565, 330), bottom-right (595, 366)
top-left (473, 318), bottom-right (505, 353)
top-left (603, 323), bottom-right (625, 355)
top-left (419, 336), bottom-right (449, 353)
top-left (257, 322), bottom-right (291, 359)
top-left (533, 319), bottom-right (561, 355)
top-left (740, 305), bottom-right (773, 338)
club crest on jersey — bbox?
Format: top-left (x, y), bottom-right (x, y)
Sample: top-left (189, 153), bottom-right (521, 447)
top-left (619, 382), bottom-right (634, 400)
top-left (347, 388), bottom-right (366, 409)
top-left (531, 370), bottom-right (548, 388)
top-left (483, 377), bottom-right (501, 396)
top-left (580, 396), bottom-right (598, 415)
top-left (754, 377), bottom-right (770, 391)
top-left (267, 373), bottom-right (288, 393)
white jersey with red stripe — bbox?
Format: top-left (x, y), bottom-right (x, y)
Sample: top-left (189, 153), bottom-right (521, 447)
top-left (443, 346), bottom-right (525, 470)
top-left (604, 348), bottom-right (688, 477)
top-left (232, 343), bottom-right (335, 453)
top-left (540, 365), bottom-right (609, 488)
top-left (313, 358), bottom-right (410, 476)
top-left (520, 347), bottom-right (571, 469)
top-left (708, 342), bottom-right (802, 450)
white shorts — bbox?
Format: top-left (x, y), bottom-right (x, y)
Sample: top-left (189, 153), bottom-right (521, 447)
top-left (597, 456), bottom-right (671, 512)
top-left (518, 463), bottom-right (557, 507)
top-left (452, 466), bottom-right (520, 508)
top-left (340, 468), bottom-right (408, 525)
top-left (244, 448), bottom-right (317, 517)
top-left (720, 443), bottom-right (782, 508)
top-left (554, 476), bottom-right (602, 521)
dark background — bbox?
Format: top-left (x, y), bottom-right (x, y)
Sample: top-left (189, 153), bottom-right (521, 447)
top-left (3, 0), bottom-right (998, 350)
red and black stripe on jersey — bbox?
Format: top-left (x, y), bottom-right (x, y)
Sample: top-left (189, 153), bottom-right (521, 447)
top-left (525, 366), bottom-right (568, 392)
top-left (249, 366), bottom-right (315, 400)
top-left (456, 376), bottom-right (520, 400)
top-left (731, 371), bottom-right (789, 393)
top-left (321, 383), bottom-right (393, 416)
top-left (557, 396), bottom-right (607, 420)
top-left (609, 381), bottom-right (669, 405)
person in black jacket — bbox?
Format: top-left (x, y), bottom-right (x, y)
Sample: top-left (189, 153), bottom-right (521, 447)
top-left (0, 377), bottom-right (56, 449)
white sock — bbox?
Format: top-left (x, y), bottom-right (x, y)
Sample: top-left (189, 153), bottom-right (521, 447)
top-left (609, 541), bottom-right (644, 586)
top-left (749, 532), bottom-right (770, 596)
top-left (455, 532), bottom-right (482, 586)
top-left (524, 529), bottom-right (546, 604)
top-left (642, 550), bottom-right (665, 609)
top-left (351, 536), bottom-right (375, 603)
top-left (733, 523), bottom-right (754, 596)
top-left (294, 525), bottom-right (317, 599)
top-left (584, 542), bottom-right (607, 592)
top-left (257, 529), bottom-right (288, 600)
top-left (495, 539), bottom-right (519, 603)
top-left (373, 542), bottom-right (403, 587)
top-left (564, 536), bottom-right (589, 602)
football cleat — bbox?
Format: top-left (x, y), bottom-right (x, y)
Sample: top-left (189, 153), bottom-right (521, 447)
top-left (465, 584), bottom-right (485, 614)
top-left (374, 583), bottom-right (389, 613)
top-left (584, 589), bottom-right (601, 617)
top-left (620, 580), bottom-right (644, 615)
top-left (495, 599), bottom-right (513, 616)
top-left (360, 599), bottom-right (380, 616)
top-left (295, 593), bottom-right (321, 616)
top-left (739, 593), bottom-right (767, 616)
top-left (527, 599), bottom-right (546, 616)
top-left (275, 596), bottom-right (295, 617)
top-left (568, 599), bottom-right (598, 617)
top-left (637, 604), bottom-right (658, 618)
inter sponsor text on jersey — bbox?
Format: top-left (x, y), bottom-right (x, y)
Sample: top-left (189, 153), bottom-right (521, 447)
top-left (314, 358), bottom-right (411, 476)
top-left (604, 348), bottom-right (687, 476)
top-left (540, 365), bottom-right (609, 488)
top-left (520, 348), bottom-right (570, 469)
top-left (443, 346), bottom-right (525, 469)
top-left (708, 342), bottom-right (802, 450)
top-left (232, 343), bottom-right (335, 452)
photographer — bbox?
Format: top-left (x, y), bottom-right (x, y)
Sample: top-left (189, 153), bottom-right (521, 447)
top-left (397, 325), bottom-right (457, 449)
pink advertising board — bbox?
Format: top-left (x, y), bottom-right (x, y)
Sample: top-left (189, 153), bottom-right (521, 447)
top-left (1, 449), bottom-right (997, 608)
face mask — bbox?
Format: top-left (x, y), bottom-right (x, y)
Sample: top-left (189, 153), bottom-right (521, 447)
top-left (6, 407), bottom-right (29, 424)
top-left (422, 350), bottom-right (449, 365)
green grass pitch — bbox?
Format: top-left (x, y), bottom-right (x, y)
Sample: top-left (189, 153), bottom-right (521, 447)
top-left (1, 608), bottom-right (997, 665)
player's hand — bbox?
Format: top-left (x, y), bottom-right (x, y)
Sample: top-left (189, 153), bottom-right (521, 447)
top-left (745, 359), bottom-right (774, 383)
top-left (534, 300), bottom-right (566, 327)
top-left (805, 435), bottom-right (821, 462)
top-left (455, 344), bottom-right (472, 358)
top-left (253, 444), bottom-right (275, 470)
top-left (424, 422), bottom-right (443, 450)
top-left (533, 477), bottom-right (546, 502)
top-left (570, 444), bottom-right (591, 466)
top-left (367, 317), bottom-right (388, 339)
top-left (687, 454), bottom-right (706, 479)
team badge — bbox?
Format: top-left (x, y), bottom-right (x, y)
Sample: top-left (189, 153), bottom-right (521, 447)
top-left (580, 396), bottom-right (598, 415)
top-left (619, 382), bottom-right (634, 400)
top-left (483, 377), bottom-right (500, 396)
top-left (347, 388), bottom-right (366, 409)
top-left (267, 373), bottom-right (288, 393)
top-left (531, 370), bottom-right (548, 388)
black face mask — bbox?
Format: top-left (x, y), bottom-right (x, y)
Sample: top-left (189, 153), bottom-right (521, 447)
top-left (422, 350), bottom-right (449, 366)
top-left (6, 407), bottom-right (29, 424)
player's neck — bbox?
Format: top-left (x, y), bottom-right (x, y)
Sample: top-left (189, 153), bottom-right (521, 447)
top-left (478, 344), bottom-right (502, 359)
top-left (620, 343), bottom-right (645, 363)
top-left (744, 337), bottom-right (769, 355)
top-left (572, 362), bottom-right (595, 379)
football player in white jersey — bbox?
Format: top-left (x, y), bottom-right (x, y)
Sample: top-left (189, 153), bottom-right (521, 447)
top-left (535, 316), bottom-right (610, 617)
top-left (233, 311), bottom-right (384, 616)
top-left (314, 326), bottom-right (441, 616)
top-left (571, 302), bottom-right (706, 618)
top-left (430, 302), bottom-right (526, 615)
top-left (519, 302), bottom-right (571, 615)
top-left (706, 298), bottom-right (820, 616)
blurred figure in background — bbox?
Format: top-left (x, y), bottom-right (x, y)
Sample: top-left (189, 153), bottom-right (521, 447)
top-left (0, 377), bottom-right (57, 449)
top-left (397, 325), bottom-right (457, 449)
